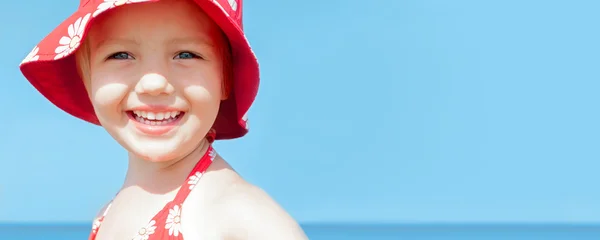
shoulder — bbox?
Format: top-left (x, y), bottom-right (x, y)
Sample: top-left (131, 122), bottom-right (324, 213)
top-left (181, 157), bottom-right (308, 239)
top-left (90, 201), bottom-right (112, 231)
top-left (215, 180), bottom-right (309, 240)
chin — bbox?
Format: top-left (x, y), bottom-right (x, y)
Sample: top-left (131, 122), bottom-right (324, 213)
top-left (125, 137), bottom-right (188, 162)
top-left (136, 151), bottom-right (178, 162)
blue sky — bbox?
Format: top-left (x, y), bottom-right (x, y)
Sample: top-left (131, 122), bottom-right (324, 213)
top-left (2, 0), bottom-right (600, 224)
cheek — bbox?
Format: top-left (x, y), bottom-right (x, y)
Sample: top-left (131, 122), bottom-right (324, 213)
top-left (178, 66), bottom-right (223, 105)
top-left (183, 85), bottom-right (217, 105)
top-left (88, 73), bottom-right (130, 114)
top-left (179, 71), bottom-right (223, 117)
top-left (182, 82), bottom-right (221, 111)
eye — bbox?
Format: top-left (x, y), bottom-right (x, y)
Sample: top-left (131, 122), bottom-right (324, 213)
top-left (107, 52), bottom-right (134, 60)
top-left (174, 51), bottom-right (202, 60)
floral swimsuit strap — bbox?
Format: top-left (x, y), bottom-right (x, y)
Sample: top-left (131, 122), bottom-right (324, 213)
top-left (141, 143), bottom-right (218, 239)
top-left (89, 132), bottom-right (218, 240)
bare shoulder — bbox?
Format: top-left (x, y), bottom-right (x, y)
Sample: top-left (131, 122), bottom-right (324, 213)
top-left (216, 180), bottom-right (309, 240)
top-left (90, 200), bottom-right (111, 232)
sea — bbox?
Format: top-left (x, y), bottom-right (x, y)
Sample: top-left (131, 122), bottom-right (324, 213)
top-left (1, 223), bottom-right (600, 239)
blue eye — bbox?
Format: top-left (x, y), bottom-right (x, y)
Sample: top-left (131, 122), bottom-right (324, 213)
top-left (175, 52), bottom-right (200, 59)
top-left (108, 52), bottom-right (133, 60)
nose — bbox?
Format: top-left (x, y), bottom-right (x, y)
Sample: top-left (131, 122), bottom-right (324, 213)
top-left (135, 73), bottom-right (175, 96)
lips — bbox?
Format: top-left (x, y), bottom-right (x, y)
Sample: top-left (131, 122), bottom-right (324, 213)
top-left (126, 109), bottom-right (185, 135)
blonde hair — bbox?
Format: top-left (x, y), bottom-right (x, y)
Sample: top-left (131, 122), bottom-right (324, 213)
top-left (75, 37), bottom-right (92, 85)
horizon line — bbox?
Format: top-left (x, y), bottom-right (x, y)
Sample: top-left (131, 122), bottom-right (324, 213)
top-left (3, 221), bottom-right (600, 227)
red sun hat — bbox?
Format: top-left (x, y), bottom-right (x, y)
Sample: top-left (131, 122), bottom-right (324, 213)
top-left (18, 0), bottom-right (259, 140)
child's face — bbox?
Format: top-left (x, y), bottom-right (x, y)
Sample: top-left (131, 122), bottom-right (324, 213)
top-left (83, 0), bottom-right (228, 161)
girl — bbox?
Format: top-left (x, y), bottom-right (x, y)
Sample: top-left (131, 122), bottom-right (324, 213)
top-left (19, 0), bottom-right (308, 239)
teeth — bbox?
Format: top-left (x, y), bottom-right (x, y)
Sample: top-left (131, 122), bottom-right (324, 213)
top-left (133, 110), bottom-right (181, 121)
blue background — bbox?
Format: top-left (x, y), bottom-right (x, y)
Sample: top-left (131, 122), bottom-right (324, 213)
top-left (1, 0), bottom-right (599, 225)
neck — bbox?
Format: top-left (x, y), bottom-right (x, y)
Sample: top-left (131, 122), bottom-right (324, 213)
top-left (122, 138), bottom-right (210, 194)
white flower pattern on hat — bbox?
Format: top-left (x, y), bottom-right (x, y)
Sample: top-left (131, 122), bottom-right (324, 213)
top-left (228, 0), bottom-right (237, 11)
top-left (165, 205), bottom-right (182, 236)
top-left (93, 0), bottom-right (151, 17)
top-left (54, 13), bottom-right (91, 60)
top-left (212, 0), bottom-right (230, 16)
top-left (241, 112), bottom-right (249, 128)
top-left (133, 220), bottom-right (157, 240)
top-left (20, 46), bottom-right (40, 65)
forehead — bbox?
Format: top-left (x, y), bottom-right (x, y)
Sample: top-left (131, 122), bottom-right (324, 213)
top-left (88, 0), bottom-right (221, 44)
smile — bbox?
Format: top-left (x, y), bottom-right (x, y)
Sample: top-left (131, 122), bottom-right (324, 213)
top-left (126, 110), bottom-right (185, 135)
top-left (132, 110), bottom-right (183, 125)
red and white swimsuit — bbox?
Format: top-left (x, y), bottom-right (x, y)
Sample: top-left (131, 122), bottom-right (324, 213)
top-left (88, 144), bottom-right (217, 240)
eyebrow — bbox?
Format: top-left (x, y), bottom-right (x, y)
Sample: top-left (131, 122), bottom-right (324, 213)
top-left (94, 38), bottom-right (140, 49)
top-left (93, 36), bottom-right (215, 51)
top-left (167, 36), bottom-right (215, 47)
